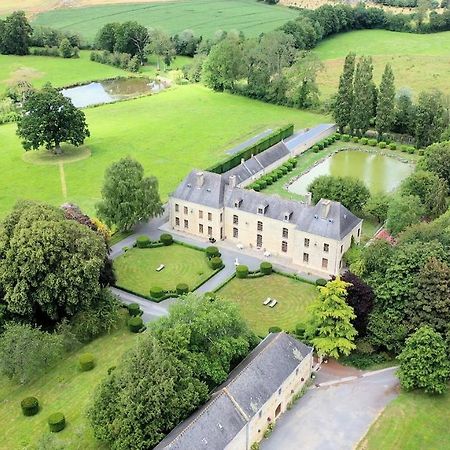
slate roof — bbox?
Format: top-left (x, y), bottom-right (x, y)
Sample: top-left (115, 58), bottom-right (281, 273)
top-left (154, 333), bottom-right (313, 450)
top-left (284, 124), bottom-right (335, 152)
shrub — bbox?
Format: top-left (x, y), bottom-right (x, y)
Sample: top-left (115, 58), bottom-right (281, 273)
top-left (401, 145), bottom-right (409, 152)
top-left (259, 180), bottom-right (267, 189)
top-left (315, 278), bottom-right (327, 286)
top-left (48, 413), bottom-right (66, 433)
top-left (209, 256), bottom-right (223, 270)
top-left (176, 283), bottom-right (189, 294)
top-left (342, 134), bottom-right (350, 142)
top-left (128, 316), bottom-right (144, 333)
top-left (253, 183), bottom-right (261, 192)
top-left (378, 141), bottom-right (387, 149)
top-left (150, 287), bottom-right (164, 298)
top-left (264, 177), bottom-right (273, 186)
top-left (260, 261), bottom-right (273, 275)
top-left (127, 303), bottom-right (141, 317)
top-left (79, 353), bottom-right (95, 372)
top-left (160, 233), bottom-right (173, 246)
top-left (407, 146), bottom-right (415, 154)
top-left (107, 366), bottom-right (116, 375)
top-left (289, 158), bottom-right (297, 167)
top-left (21, 397), bottom-right (39, 416)
top-left (389, 143), bottom-right (396, 150)
top-left (359, 137), bottom-right (368, 145)
top-left (236, 265), bottom-right (249, 279)
top-left (204, 291), bottom-right (216, 301)
top-left (317, 142), bottom-right (324, 150)
top-left (312, 145), bottom-right (320, 153)
top-left (268, 326), bottom-right (282, 333)
top-left (205, 246), bottom-right (219, 259)
top-left (334, 132), bottom-right (341, 140)
top-left (269, 174), bottom-right (278, 183)
top-left (368, 139), bottom-right (377, 146)
top-left (275, 170), bottom-right (284, 178)
top-left (135, 236), bottom-right (150, 248)
top-left (280, 166), bottom-right (289, 175)
top-left (285, 162), bottom-right (294, 170)
top-left (352, 136), bottom-right (359, 143)
top-left (417, 149), bottom-right (424, 156)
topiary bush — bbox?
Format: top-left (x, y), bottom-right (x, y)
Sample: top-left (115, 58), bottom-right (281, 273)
top-left (342, 134), bottom-right (350, 142)
top-left (285, 162), bottom-right (294, 170)
top-left (389, 143), bottom-right (396, 150)
top-left (205, 246), bottom-right (219, 259)
top-left (275, 170), bottom-right (283, 178)
top-left (209, 256), bottom-right (223, 270)
top-left (260, 261), bottom-right (273, 275)
top-left (259, 180), bottom-right (267, 189)
top-left (315, 278), bottom-right (327, 286)
top-left (352, 136), bottom-right (359, 143)
top-left (312, 145), bottom-right (320, 153)
top-left (48, 413), bottom-right (65, 433)
top-left (280, 166), bottom-right (289, 175)
top-left (289, 158), bottom-right (297, 167)
top-left (21, 397), bottom-right (39, 416)
top-left (160, 233), bottom-right (173, 246)
top-left (359, 137), bottom-right (368, 145)
top-left (236, 265), bottom-right (249, 279)
top-left (269, 174), bottom-right (278, 183)
top-left (268, 326), bottom-right (282, 333)
top-left (317, 142), bottom-right (324, 150)
top-left (79, 353), bottom-right (95, 372)
top-left (264, 177), bottom-right (273, 186)
top-left (401, 144), bottom-right (409, 152)
top-left (378, 141), bottom-right (387, 149)
top-left (407, 146), bottom-right (415, 154)
top-left (128, 316), bottom-right (144, 333)
top-left (135, 236), bottom-right (151, 248)
top-left (253, 183), bottom-right (261, 192)
top-left (368, 139), bottom-right (377, 146)
top-left (176, 283), bottom-right (189, 294)
top-left (127, 303), bottom-right (141, 317)
top-left (150, 287), bottom-right (164, 298)
top-left (334, 132), bottom-right (341, 140)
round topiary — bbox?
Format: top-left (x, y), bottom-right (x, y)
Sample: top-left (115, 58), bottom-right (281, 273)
top-left (176, 283), bottom-right (189, 294)
top-left (206, 246), bottom-right (219, 259)
top-left (128, 316), bottom-right (144, 333)
top-left (312, 145), bottom-right (319, 153)
top-left (79, 353), bottom-right (95, 372)
top-left (21, 397), bottom-right (39, 416)
top-left (269, 175), bottom-right (278, 183)
top-left (264, 177), bottom-right (273, 186)
top-left (136, 235), bottom-right (151, 248)
top-left (388, 143), bottom-right (396, 150)
top-left (259, 180), bottom-right (267, 189)
top-left (315, 278), bottom-right (327, 287)
top-left (209, 256), bottom-right (223, 270)
top-left (360, 137), bottom-right (368, 145)
top-left (317, 142), bottom-right (324, 150)
top-left (127, 303), bottom-right (141, 317)
top-left (160, 233), bottom-right (173, 246)
top-left (378, 141), bottom-right (386, 149)
top-left (280, 166), bottom-right (289, 175)
top-left (253, 183), bottom-right (261, 192)
top-left (334, 132), bottom-right (341, 140)
top-left (275, 170), bottom-right (284, 178)
top-left (352, 136), bottom-right (359, 143)
top-left (150, 287), bottom-right (164, 298)
top-left (236, 265), bottom-right (249, 279)
top-left (260, 261), bottom-right (273, 275)
top-left (48, 413), bottom-right (65, 433)
top-left (268, 326), bottom-right (282, 334)
top-left (368, 139), bottom-right (377, 146)
top-left (342, 134), bottom-right (350, 142)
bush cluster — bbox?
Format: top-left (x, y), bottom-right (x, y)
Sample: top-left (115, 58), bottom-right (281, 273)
top-left (90, 50), bottom-right (140, 72)
top-left (160, 233), bottom-right (173, 246)
top-left (236, 265), bottom-right (249, 279)
top-left (128, 316), bottom-right (144, 333)
top-left (150, 287), bottom-right (164, 299)
top-left (176, 283), bottom-right (189, 294)
top-left (209, 256), bottom-right (223, 270)
top-left (48, 413), bottom-right (66, 433)
top-left (268, 326), bottom-right (282, 333)
top-left (127, 303), bottom-right (142, 317)
top-left (79, 353), bottom-right (95, 372)
top-left (21, 397), bottom-right (39, 416)
top-left (249, 158), bottom-right (297, 192)
top-left (205, 246), bottom-right (220, 258)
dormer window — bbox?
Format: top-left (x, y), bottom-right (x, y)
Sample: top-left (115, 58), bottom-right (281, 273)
top-left (257, 203), bottom-right (268, 215)
top-left (284, 211), bottom-right (292, 221)
top-left (234, 198), bottom-right (242, 208)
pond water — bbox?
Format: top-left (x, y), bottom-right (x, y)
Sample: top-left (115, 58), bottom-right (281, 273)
top-left (61, 78), bottom-right (167, 108)
top-left (288, 150), bottom-right (414, 195)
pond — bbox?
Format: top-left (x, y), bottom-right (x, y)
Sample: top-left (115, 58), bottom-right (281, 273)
top-left (61, 77), bottom-right (168, 108)
top-left (288, 150), bottom-right (414, 195)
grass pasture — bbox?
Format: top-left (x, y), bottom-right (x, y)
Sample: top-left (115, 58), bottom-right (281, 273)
top-left (32, 0), bottom-right (300, 43)
top-left (0, 318), bottom-right (136, 449)
top-left (358, 387), bottom-right (450, 450)
top-left (314, 30), bottom-right (450, 99)
top-left (114, 244), bottom-right (214, 296)
top-left (216, 274), bottom-right (317, 336)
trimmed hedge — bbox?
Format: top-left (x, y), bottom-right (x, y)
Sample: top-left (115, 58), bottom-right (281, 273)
top-left (236, 265), bottom-right (249, 279)
top-left (259, 180), bottom-right (267, 189)
top-left (315, 278), bottom-right (328, 287)
top-left (342, 134), bottom-right (350, 142)
top-left (150, 287), bottom-right (164, 298)
top-left (359, 137), bottom-right (368, 145)
top-left (260, 261), bottom-right (273, 275)
top-left (268, 326), bottom-right (282, 333)
top-left (128, 316), bottom-right (144, 333)
top-left (21, 397), bottom-right (39, 416)
top-left (176, 283), bottom-right (189, 294)
top-left (48, 413), bottom-right (66, 433)
top-left (127, 303), bottom-right (141, 317)
top-left (312, 145), bottom-right (320, 153)
top-left (368, 139), bottom-right (377, 146)
top-left (352, 136), bottom-right (359, 143)
top-left (136, 236), bottom-right (151, 248)
top-left (206, 246), bottom-right (219, 258)
top-left (388, 143), bottom-right (396, 150)
top-left (79, 353), bottom-right (95, 372)
top-left (209, 256), bottom-right (223, 270)
top-left (378, 141), bottom-right (387, 149)
top-left (160, 233), bottom-right (173, 246)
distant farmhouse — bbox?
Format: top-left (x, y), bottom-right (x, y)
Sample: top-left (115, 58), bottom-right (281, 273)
top-left (168, 125), bottom-right (362, 277)
top-left (155, 332), bottom-right (314, 450)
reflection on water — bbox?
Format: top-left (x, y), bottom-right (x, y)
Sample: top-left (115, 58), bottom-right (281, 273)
top-left (288, 150), bottom-right (414, 195)
top-left (61, 78), bottom-right (168, 108)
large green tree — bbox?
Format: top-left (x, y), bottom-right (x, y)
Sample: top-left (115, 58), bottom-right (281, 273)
top-left (420, 141), bottom-right (450, 186)
top-left (16, 84), bottom-right (90, 153)
top-left (146, 28), bottom-right (175, 70)
top-left (386, 194), bottom-right (424, 235)
top-left (306, 279), bottom-right (357, 359)
top-left (375, 63), bottom-right (396, 139)
top-left (333, 53), bottom-right (355, 133)
top-left (415, 90), bottom-right (445, 147)
top-left (96, 157), bottom-right (163, 232)
top-left (114, 21), bottom-right (149, 62)
top-left (398, 326), bottom-right (450, 394)
top-left (393, 91), bottom-right (416, 135)
top-left (364, 192), bottom-right (391, 223)
top-left (0, 201), bottom-right (106, 325)
top-left (0, 11), bottom-right (32, 55)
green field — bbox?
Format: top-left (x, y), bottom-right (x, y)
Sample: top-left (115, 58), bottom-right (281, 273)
top-left (0, 84), bottom-right (326, 219)
top-left (0, 317), bottom-right (136, 449)
top-left (359, 387), bottom-right (450, 450)
top-left (314, 30), bottom-right (450, 99)
top-left (114, 244), bottom-right (214, 296)
top-left (216, 274), bottom-right (317, 336)
top-left (33, 0), bottom-right (299, 43)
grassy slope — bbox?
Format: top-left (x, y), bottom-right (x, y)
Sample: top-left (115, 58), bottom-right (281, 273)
top-left (114, 245), bottom-right (214, 295)
top-left (216, 274), bottom-right (317, 336)
top-left (0, 84), bottom-right (327, 218)
top-left (0, 51), bottom-right (130, 93)
top-left (0, 319), bottom-right (137, 449)
top-left (359, 387), bottom-right (450, 450)
top-left (32, 0), bottom-right (299, 42)
top-left (314, 30), bottom-right (450, 99)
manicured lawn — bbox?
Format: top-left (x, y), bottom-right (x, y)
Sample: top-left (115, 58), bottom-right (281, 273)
top-left (0, 317), bottom-right (137, 449)
top-left (216, 274), bottom-right (317, 336)
top-left (314, 30), bottom-right (450, 98)
top-left (358, 386), bottom-right (450, 450)
top-left (33, 0), bottom-right (300, 43)
top-left (0, 84), bottom-right (327, 218)
top-left (0, 51), bottom-right (130, 93)
top-left (114, 244), bottom-right (214, 296)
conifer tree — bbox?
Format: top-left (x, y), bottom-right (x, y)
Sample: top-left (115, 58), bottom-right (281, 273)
top-left (333, 53), bottom-right (355, 133)
top-left (375, 64), bottom-right (396, 140)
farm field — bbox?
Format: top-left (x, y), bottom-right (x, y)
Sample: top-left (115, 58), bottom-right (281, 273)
top-left (314, 30), bottom-right (450, 99)
top-left (358, 386), bottom-right (450, 450)
top-left (0, 317), bottom-right (136, 449)
top-left (114, 244), bottom-right (214, 296)
top-left (216, 274), bottom-right (317, 336)
top-left (32, 0), bottom-right (300, 43)
top-left (0, 84), bottom-right (327, 219)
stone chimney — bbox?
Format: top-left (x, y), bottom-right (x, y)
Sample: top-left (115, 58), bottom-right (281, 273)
top-left (229, 175), bottom-right (237, 188)
top-left (321, 199), bottom-right (331, 219)
top-left (305, 191), bottom-right (312, 206)
top-left (196, 171), bottom-right (204, 188)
